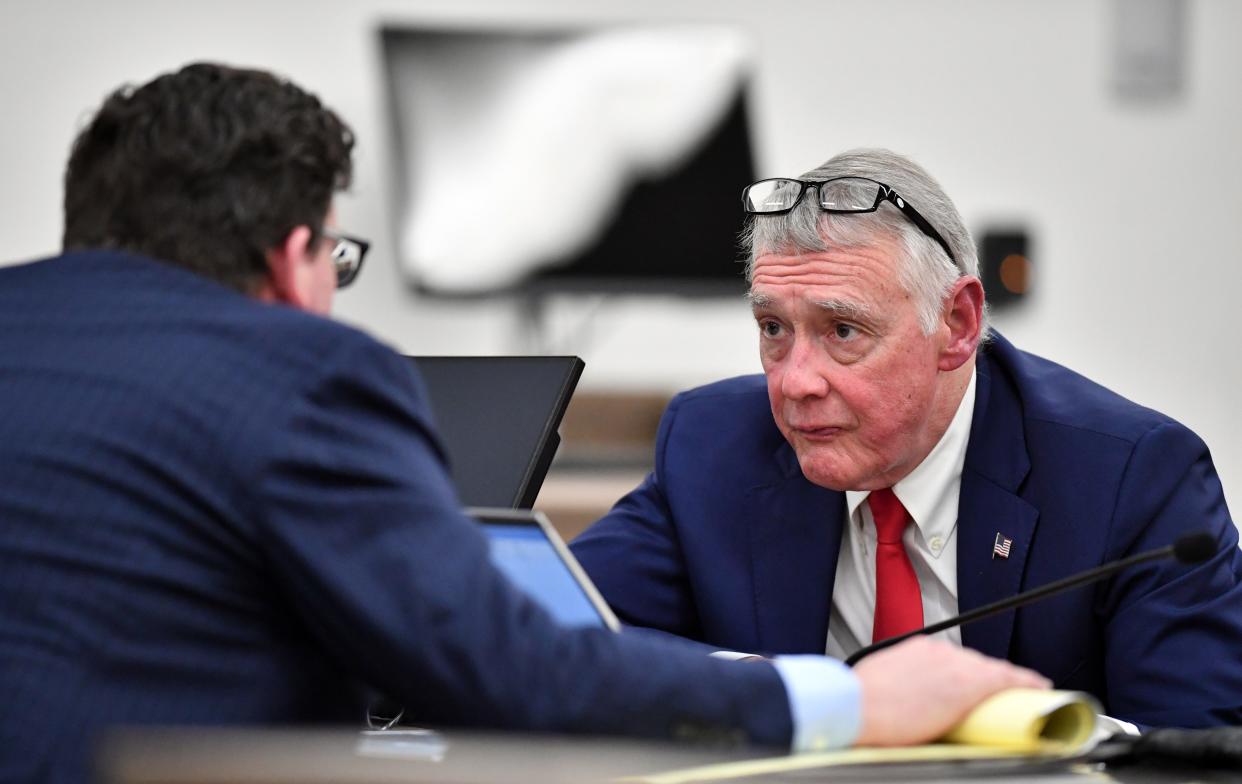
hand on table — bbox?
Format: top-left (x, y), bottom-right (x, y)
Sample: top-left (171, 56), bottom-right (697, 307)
top-left (852, 637), bottom-right (1050, 747)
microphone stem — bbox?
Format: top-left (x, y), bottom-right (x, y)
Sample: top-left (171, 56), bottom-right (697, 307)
top-left (845, 544), bottom-right (1175, 666)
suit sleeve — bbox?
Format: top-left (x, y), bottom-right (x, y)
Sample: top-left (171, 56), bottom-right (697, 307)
top-left (1097, 421), bottom-right (1242, 727)
top-left (249, 339), bottom-right (794, 744)
top-left (570, 394), bottom-right (705, 639)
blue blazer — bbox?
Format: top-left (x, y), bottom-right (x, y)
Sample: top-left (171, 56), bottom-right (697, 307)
top-left (572, 333), bottom-right (1242, 729)
top-left (0, 252), bottom-right (791, 784)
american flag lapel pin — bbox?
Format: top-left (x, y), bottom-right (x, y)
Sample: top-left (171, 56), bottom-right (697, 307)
top-left (992, 532), bottom-right (1013, 560)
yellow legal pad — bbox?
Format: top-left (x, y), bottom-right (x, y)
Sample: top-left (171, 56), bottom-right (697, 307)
top-left (628, 688), bottom-right (1100, 783)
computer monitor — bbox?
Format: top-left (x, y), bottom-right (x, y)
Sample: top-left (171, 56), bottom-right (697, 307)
top-left (471, 507), bottom-right (620, 631)
top-left (408, 356), bottom-right (583, 508)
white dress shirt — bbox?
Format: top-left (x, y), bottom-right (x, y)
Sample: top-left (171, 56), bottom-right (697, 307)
top-left (825, 372), bottom-right (976, 659)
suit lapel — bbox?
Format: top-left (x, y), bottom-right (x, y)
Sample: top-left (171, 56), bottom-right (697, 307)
top-left (956, 345), bottom-right (1039, 660)
top-left (746, 444), bottom-right (844, 654)
top-left (956, 471), bottom-right (1038, 658)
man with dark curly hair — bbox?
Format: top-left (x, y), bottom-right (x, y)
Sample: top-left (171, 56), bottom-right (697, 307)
top-left (61, 62), bottom-right (358, 307)
top-left (0, 63), bottom-right (1044, 784)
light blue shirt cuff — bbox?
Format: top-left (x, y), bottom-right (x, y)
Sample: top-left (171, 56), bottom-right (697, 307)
top-left (771, 655), bottom-right (862, 752)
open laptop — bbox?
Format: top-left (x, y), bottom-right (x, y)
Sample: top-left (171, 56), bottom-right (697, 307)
top-left (407, 356), bottom-right (584, 509)
top-left (365, 506), bottom-right (619, 730)
top-left (470, 507), bottom-right (620, 631)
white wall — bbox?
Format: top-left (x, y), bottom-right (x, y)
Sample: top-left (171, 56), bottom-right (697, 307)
top-left (3, 0), bottom-right (1239, 509)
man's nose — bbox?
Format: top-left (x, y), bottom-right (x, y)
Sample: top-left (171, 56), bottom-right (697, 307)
top-left (779, 339), bottom-right (831, 401)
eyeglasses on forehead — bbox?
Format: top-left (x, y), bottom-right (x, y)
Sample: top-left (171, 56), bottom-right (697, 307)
top-left (742, 176), bottom-right (956, 266)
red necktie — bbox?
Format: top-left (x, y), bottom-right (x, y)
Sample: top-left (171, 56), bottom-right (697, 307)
top-left (868, 488), bottom-right (923, 643)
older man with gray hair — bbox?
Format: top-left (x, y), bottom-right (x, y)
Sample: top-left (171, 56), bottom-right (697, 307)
top-left (573, 148), bottom-right (1242, 730)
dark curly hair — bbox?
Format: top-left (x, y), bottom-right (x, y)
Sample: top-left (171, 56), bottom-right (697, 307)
top-left (63, 62), bottom-right (354, 293)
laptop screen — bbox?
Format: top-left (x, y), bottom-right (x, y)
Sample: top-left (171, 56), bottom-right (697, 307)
top-left (473, 509), bottom-right (619, 631)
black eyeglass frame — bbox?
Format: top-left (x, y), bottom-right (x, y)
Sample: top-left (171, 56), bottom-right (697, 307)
top-left (742, 176), bottom-right (957, 266)
top-left (321, 228), bottom-right (370, 289)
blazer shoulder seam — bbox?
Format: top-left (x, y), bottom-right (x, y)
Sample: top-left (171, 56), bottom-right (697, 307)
top-left (1021, 414), bottom-right (1166, 448)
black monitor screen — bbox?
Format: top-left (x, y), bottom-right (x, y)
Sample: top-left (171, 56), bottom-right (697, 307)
top-left (409, 356), bottom-right (583, 508)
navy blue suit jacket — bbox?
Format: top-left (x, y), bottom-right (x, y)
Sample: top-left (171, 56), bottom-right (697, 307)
top-left (573, 333), bottom-right (1242, 728)
top-left (0, 252), bottom-right (792, 783)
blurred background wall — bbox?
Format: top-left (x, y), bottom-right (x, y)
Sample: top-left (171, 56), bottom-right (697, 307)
top-left (2, 0), bottom-right (1239, 513)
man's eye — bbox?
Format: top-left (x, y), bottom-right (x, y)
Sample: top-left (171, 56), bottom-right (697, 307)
top-left (833, 323), bottom-right (857, 340)
top-left (760, 320), bottom-right (783, 338)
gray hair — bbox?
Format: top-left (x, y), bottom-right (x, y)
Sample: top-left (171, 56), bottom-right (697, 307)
top-left (742, 148), bottom-right (988, 338)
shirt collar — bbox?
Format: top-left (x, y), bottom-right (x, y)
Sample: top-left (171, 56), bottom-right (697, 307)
top-left (845, 369), bottom-right (977, 539)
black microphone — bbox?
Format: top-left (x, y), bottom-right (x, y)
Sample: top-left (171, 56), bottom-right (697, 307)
top-left (844, 531), bottom-right (1217, 667)
top-left (1091, 725), bottom-right (1242, 769)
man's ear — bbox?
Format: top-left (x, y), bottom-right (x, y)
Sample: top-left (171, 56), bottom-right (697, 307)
top-left (256, 225), bottom-right (316, 308)
top-left (938, 276), bottom-right (985, 371)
